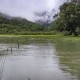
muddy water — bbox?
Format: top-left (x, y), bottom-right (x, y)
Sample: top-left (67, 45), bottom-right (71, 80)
top-left (0, 38), bottom-right (80, 80)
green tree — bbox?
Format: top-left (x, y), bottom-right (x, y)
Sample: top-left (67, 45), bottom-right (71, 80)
top-left (53, 2), bottom-right (80, 36)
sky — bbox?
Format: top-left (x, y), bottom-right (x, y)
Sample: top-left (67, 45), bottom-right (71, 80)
top-left (0, 0), bottom-right (67, 22)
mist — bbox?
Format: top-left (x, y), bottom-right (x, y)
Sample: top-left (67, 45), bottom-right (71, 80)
top-left (0, 0), bottom-right (67, 22)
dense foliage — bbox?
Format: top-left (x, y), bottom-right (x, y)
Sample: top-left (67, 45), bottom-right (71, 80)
top-left (0, 14), bottom-right (50, 34)
top-left (51, 2), bottom-right (80, 36)
top-left (0, 1), bottom-right (80, 36)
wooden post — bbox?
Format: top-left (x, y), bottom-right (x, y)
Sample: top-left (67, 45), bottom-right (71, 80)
top-left (7, 48), bottom-right (8, 52)
top-left (11, 46), bottom-right (12, 54)
top-left (18, 42), bottom-right (19, 49)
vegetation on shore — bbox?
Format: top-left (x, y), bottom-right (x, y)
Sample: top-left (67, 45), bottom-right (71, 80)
top-left (0, 1), bottom-right (80, 36)
top-left (0, 34), bottom-right (80, 42)
top-left (51, 2), bottom-right (80, 36)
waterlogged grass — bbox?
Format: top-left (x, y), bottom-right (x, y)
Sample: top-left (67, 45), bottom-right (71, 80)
top-left (0, 34), bottom-right (80, 42)
top-left (62, 36), bottom-right (80, 42)
top-left (0, 34), bottom-right (62, 41)
top-left (0, 34), bottom-right (61, 37)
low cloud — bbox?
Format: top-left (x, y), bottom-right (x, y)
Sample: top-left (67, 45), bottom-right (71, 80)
top-left (0, 0), bottom-right (67, 22)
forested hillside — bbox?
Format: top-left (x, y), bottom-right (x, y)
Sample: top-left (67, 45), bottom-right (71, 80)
top-left (0, 13), bottom-right (48, 34)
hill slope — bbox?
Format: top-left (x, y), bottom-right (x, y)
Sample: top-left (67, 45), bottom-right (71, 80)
top-left (0, 13), bottom-right (44, 34)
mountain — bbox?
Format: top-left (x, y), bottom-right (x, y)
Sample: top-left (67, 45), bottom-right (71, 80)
top-left (0, 12), bottom-right (44, 34)
top-left (0, 12), bottom-right (12, 19)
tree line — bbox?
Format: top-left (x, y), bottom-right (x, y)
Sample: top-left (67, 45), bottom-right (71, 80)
top-left (0, 15), bottom-right (49, 34)
top-left (51, 1), bottom-right (80, 36)
top-left (0, 1), bottom-right (80, 36)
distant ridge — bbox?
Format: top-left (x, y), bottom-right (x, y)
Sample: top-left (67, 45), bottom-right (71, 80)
top-left (0, 12), bottom-right (45, 34)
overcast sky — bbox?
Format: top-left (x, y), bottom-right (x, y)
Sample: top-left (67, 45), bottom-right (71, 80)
top-left (0, 0), bottom-right (67, 22)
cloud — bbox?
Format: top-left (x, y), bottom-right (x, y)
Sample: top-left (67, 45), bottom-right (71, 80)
top-left (0, 0), bottom-right (67, 22)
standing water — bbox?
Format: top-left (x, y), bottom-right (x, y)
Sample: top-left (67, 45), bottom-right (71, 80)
top-left (0, 37), bottom-right (80, 80)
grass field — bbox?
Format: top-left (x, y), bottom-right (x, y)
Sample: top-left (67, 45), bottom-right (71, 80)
top-left (0, 34), bottom-right (80, 42)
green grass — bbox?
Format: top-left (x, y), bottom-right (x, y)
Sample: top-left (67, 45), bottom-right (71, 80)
top-left (0, 34), bottom-right (62, 38)
top-left (0, 34), bottom-right (80, 42)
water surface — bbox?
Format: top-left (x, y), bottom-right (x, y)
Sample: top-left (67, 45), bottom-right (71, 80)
top-left (0, 37), bottom-right (80, 80)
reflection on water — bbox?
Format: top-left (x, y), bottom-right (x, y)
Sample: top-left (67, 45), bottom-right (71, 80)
top-left (0, 37), bottom-right (80, 80)
top-left (55, 40), bottom-right (80, 80)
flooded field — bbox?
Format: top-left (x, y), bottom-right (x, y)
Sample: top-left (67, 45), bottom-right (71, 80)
top-left (0, 37), bottom-right (80, 80)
